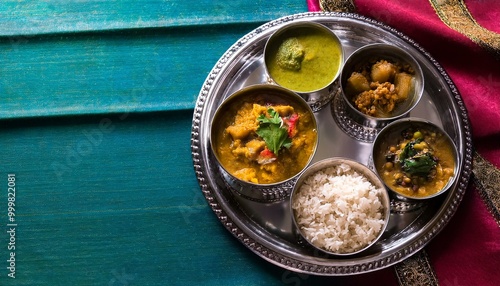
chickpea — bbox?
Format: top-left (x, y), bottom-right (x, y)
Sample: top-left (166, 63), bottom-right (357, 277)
top-left (413, 143), bottom-right (424, 150)
top-left (384, 162), bottom-right (394, 171)
top-left (436, 164), bottom-right (443, 177)
top-left (435, 181), bottom-right (444, 190)
top-left (389, 146), bottom-right (397, 152)
top-left (403, 177), bottom-right (412, 184)
top-left (413, 131), bottom-right (423, 139)
top-left (443, 168), bottom-right (454, 176)
top-left (417, 187), bottom-right (427, 195)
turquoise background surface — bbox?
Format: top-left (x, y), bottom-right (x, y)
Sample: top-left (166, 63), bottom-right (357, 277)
top-left (0, 1), bottom-right (396, 285)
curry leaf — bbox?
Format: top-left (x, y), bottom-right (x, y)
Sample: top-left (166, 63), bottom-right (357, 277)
top-left (399, 138), bottom-right (437, 177)
top-left (402, 153), bottom-right (437, 176)
top-left (399, 138), bottom-right (422, 161)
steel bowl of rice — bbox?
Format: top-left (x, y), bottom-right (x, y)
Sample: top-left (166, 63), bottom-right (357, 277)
top-left (290, 158), bottom-right (390, 256)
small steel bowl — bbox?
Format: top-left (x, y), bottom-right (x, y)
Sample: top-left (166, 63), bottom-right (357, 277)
top-left (264, 21), bottom-right (344, 111)
top-left (371, 118), bottom-right (459, 200)
top-left (290, 158), bottom-right (390, 256)
top-left (210, 84), bottom-right (318, 202)
top-left (339, 43), bottom-right (424, 128)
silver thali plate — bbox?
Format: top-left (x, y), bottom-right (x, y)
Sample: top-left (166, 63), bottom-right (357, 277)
top-left (191, 12), bottom-right (473, 275)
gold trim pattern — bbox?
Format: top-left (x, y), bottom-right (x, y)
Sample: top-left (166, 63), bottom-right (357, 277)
top-left (472, 151), bottom-right (500, 226)
top-left (319, 0), bottom-right (356, 13)
top-left (429, 0), bottom-right (500, 58)
top-left (394, 250), bottom-right (439, 286)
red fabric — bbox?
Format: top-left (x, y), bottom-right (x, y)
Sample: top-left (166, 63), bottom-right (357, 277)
top-left (427, 186), bottom-right (500, 286)
top-left (308, 1), bottom-right (500, 285)
top-left (306, 0), bottom-right (321, 12)
top-left (465, 0), bottom-right (500, 33)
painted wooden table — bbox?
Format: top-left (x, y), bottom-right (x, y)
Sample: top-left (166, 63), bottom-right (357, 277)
top-left (0, 1), bottom-right (402, 285)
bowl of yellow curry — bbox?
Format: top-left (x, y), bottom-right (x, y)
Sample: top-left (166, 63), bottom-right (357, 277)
top-left (264, 21), bottom-right (344, 111)
top-left (210, 84), bottom-right (318, 202)
top-left (372, 118), bottom-right (458, 200)
top-left (340, 43), bottom-right (424, 129)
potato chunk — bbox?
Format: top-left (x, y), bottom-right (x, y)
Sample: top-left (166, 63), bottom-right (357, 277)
top-left (226, 125), bottom-right (252, 140)
top-left (234, 168), bottom-right (258, 184)
top-left (371, 60), bottom-right (397, 83)
top-left (394, 72), bottom-right (413, 99)
top-left (272, 105), bottom-right (295, 117)
top-left (346, 72), bottom-right (370, 96)
top-left (245, 139), bottom-right (266, 160)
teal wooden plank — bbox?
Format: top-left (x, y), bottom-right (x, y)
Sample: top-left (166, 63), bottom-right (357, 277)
top-left (0, 0), bottom-right (309, 120)
top-left (0, 0), bottom-right (308, 36)
top-left (0, 24), bottom-right (252, 119)
top-left (0, 111), bottom-right (395, 285)
top-left (0, 111), bottom-right (275, 285)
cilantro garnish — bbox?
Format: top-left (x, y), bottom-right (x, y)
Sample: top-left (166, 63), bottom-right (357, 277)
top-left (256, 108), bottom-right (292, 154)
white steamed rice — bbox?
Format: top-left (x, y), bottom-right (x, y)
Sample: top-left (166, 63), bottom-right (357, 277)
top-left (292, 163), bottom-right (385, 254)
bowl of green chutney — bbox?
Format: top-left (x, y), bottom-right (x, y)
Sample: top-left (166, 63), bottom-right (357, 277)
top-left (264, 21), bottom-right (344, 111)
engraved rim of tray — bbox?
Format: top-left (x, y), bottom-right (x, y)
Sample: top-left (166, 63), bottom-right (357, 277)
top-left (190, 12), bottom-right (473, 275)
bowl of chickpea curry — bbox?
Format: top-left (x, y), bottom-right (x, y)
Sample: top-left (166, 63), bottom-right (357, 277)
top-left (372, 118), bottom-right (458, 200)
top-left (340, 43), bottom-right (424, 128)
top-left (210, 84), bottom-right (318, 201)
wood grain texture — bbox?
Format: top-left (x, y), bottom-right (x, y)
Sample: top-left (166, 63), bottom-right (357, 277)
top-left (0, 112), bottom-right (284, 285)
top-left (0, 111), bottom-right (398, 285)
top-left (0, 0), bottom-right (305, 36)
top-left (0, 0), bottom-right (307, 120)
top-left (0, 1), bottom-right (325, 285)
top-left (0, 26), bottom-right (248, 119)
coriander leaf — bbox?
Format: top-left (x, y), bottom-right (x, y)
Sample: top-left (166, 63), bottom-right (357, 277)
top-left (258, 108), bottom-right (282, 125)
top-left (256, 124), bottom-right (291, 154)
top-left (256, 108), bottom-right (292, 154)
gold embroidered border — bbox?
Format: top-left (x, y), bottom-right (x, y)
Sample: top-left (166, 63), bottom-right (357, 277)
top-left (319, 0), bottom-right (356, 13)
top-left (429, 0), bottom-right (500, 58)
top-left (472, 151), bottom-right (500, 226)
top-left (394, 250), bottom-right (439, 286)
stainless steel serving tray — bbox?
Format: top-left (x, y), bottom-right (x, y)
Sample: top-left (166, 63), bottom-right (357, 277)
top-left (191, 12), bottom-right (473, 275)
